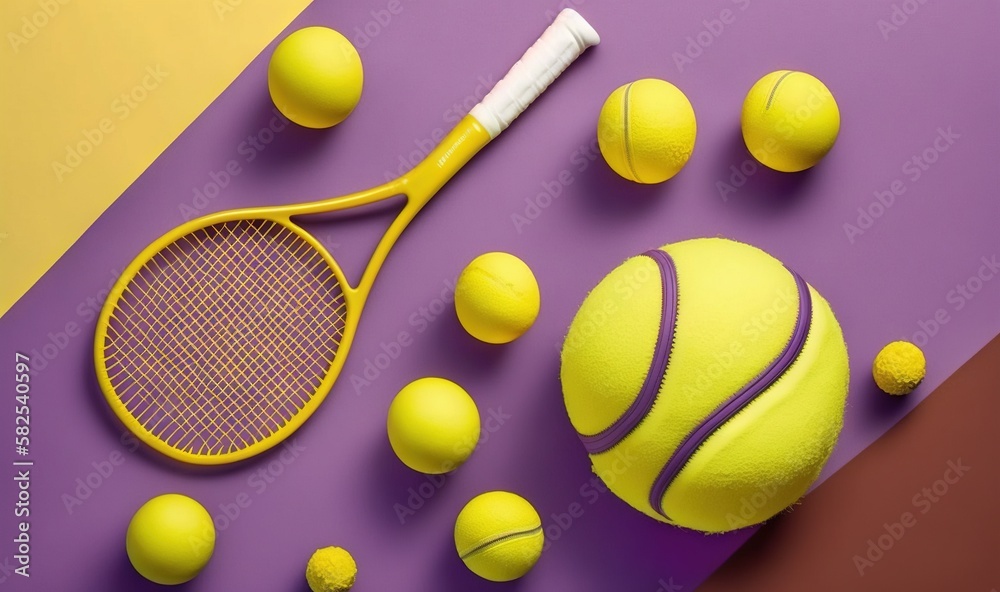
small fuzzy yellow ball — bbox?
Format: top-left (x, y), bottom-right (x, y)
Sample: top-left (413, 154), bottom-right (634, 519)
top-left (387, 377), bottom-right (481, 474)
top-left (268, 27), bottom-right (363, 129)
top-left (306, 546), bottom-right (357, 592)
top-left (873, 341), bottom-right (926, 395)
top-left (126, 493), bottom-right (215, 585)
top-left (455, 252), bottom-right (540, 344)
top-left (597, 78), bottom-right (697, 184)
top-left (741, 70), bottom-right (840, 172)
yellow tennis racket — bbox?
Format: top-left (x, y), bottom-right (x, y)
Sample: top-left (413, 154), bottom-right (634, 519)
top-left (94, 10), bottom-right (599, 464)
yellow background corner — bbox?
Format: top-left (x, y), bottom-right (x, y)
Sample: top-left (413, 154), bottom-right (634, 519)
top-left (0, 0), bottom-right (312, 318)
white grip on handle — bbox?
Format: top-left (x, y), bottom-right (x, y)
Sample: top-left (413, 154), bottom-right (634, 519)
top-left (470, 9), bottom-right (599, 138)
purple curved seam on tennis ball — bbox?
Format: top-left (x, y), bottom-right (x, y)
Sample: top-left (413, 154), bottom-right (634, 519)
top-left (579, 248), bottom-right (677, 454)
top-left (648, 269), bottom-right (812, 519)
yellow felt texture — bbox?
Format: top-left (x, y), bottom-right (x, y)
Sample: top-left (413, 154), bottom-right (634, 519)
top-left (561, 237), bottom-right (850, 533)
top-left (597, 78), bottom-right (697, 184)
top-left (662, 285), bottom-right (849, 532)
top-left (561, 256), bottom-right (661, 436)
top-left (454, 491), bottom-right (543, 582)
top-left (0, 0), bottom-right (311, 318)
top-left (462, 535), bottom-right (544, 583)
top-left (586, 238), bottom-right (797, 523)
top-left (741, 70), bottom-right (840, 173)
top-left (455, 252), bottom-right (541, 344)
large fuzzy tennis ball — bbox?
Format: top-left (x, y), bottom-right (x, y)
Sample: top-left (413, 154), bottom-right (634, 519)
top-left (387, 377), bottom-right (480, 474)
top-left (268, 27), bottom-right (363, 129)
top-left (455, 252), bottom-right (540, 344)
top-left (454, 491), bottom-right (544, 582)
top-left (306, 546), bottom-right (357, 592)
top-left (560, 238), bottom-right (849, 533)
top-left (741, 70), bottom-right (840, 172)
top-left (597, 78), bottom-right (697, 184)
top-left (126, 493), bottom-right (215, 585)
top-left (872, 341), bottom-right (925, 395)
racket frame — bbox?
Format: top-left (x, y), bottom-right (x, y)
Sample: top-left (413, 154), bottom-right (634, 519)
top-left (94, 8), bottom-right (598, 464)
top-left (94, 118), bottom-right (491, 464)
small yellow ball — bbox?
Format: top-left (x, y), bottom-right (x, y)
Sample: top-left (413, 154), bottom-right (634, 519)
top-left (306, 546), bottom-right (357, 592)
top-left (873, 341), bottom-right (926, 395)
top-left (268, 27), bottom-right (363, 129)
top-left (387, 377), bottom-right (481, 474)
top-left (741, 70), bottom-right (840, 172)
top-left (454, 491), bottom-right (544, 582)
top-left (126, 493), bottom-right (215, 585)
top-left (597, 78), bottom-right (697, 184)
top-left (455, 252), bottom-right (540, 344)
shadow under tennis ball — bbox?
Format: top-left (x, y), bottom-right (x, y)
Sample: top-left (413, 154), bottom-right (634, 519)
top-left (239, 89), bottom-right (345, 172)
top-left (360, 432), bottom-right (457, 531)
top-left (429, 531), bottom-right (525, 592)
top-left (500, 355), bottom-right (585, 475)
top-left (106, 540), bottom-right (163, 592)
top-left (861, 377), bottom-right (918, 425)
top-left (296, 579), bottom-right (312, 592)
top-left (698, 502), bottom-right (800, 589)
top-left (570, 132), bottom-right (671, 221)
top-left (503, 357), bottom-right (757, 587)
top-left (425, 305), bottom-right (514, 379)
top-left (714, 126), bottom-right (818, 215)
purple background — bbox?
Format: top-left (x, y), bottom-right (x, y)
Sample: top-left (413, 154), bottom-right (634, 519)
top-left (3, 0), bottom-right (999, 590)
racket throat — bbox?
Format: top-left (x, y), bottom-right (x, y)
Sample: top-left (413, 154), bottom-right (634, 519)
top-left (401, 115), bottom-right (492, 208)
top-left (351, 115), bottom-right (492, 297)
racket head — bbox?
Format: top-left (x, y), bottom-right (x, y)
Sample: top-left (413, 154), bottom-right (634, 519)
top-left (94, 211), bottom-right (359, 464)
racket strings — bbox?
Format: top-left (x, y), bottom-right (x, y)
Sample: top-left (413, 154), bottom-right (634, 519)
top-left (102, 219), bottom-right (347, 457)
top-left (109, 224), bottom-right (298, 444)
top-left (158, 221), bottom-right (346, 449)
top-left (109, 221), bottom-right (345, 454)
top-left (119, 229), bottom-right (310, 449)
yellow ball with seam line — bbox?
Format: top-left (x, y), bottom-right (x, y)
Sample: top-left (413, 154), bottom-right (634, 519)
top-left (597, 78), bottom-right (697, 184)
top-left (455, 252), bottom-right (540, 344)
top-left (454, 491), bottom-right (544, 582)
top-left (741, 70), bottom-right (840, 172)
top-left (560, 237), bottom-right (850, 533)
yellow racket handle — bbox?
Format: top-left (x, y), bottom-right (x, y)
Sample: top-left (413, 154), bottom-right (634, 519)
top-left (343, 9), bottom-right (600, 297)
top-left (92, 10), bottom-right (598, 465)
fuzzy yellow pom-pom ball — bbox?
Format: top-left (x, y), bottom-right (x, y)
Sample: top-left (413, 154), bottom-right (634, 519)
top-left (872, 341), bottom-right (925, 395)
top-left (268, 27), bottom-right (363, 129)
top-left (454, 491), bottom-right (544, 582)
top-left (455, 252), bottom-right (540, 344)
top-left (561, 238), bottom-right (850, 533)
top-left (597, 78), bottom-right (697, 184)
top-left (741, 70), bottom-right (840, 172)
top-left (306, 546), bottom-right (357, 592)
